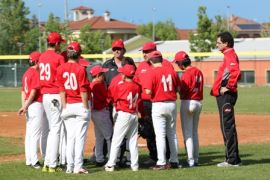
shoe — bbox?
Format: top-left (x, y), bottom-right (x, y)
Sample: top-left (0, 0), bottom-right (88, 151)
top-left (42, 165), bottom-right (49, 172)
top-left (143, 158), bottom-right (156, 165)
top-left (66, 168), bottom-right (73, 174)
top-left (105, 165), bottom-right (114, 172)
top-left (96, 161), bottom-right (106, 167)
top-left (125, 160), bottom-right (131, 166)
top-left (88, 155), bottom-right (96, 164)
top-left (152, 165), bottom-right (168, 170)
top-left (32, 161), bottom-right (41, 169)
top-left (131, 166), bottom-right (139, 171)
top-left (74, 168), bottom-right (89, 174)
top-left (48, 166), bottom-right (63, 173)
top-left (217, 161), bottom-right (241, 167)
top-left (169, 162), bottom-right (182, 169)
top-left (194, 162), bottom-right (199, 166)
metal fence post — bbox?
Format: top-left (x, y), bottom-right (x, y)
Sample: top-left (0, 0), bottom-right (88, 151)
top-left (14, 63), bottom-right (17, 87)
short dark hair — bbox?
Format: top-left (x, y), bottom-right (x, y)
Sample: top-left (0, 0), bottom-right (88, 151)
top-left (217, 31), bottom-right (234, 48)
top-left (67, 49), bottom-right (81, 60)
top-left (28, 61), bottom-right (37, 66)
top-left (149, 56), bottom-right (163, 64)
top-left (121, 57), bottom-right (137, 71)
top-left (177, 57), bottom-right (191, 68)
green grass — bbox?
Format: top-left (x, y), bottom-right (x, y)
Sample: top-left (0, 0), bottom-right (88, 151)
top-left (0, 137), bottom-right (24, 156)
top-left (0, 143), bottom-right (270, 180)
top-left (1, 87), bottom-right (270, 114)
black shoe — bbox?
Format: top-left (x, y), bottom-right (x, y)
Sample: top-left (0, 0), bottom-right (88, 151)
top-left (96, 161), bottom-right (106, 167)
top-left (169, 162), bottom-right (182, 169)
top-left (152, 165), bottom-right (168, 170)
top-left (32, 161), bottom-right (41, 169)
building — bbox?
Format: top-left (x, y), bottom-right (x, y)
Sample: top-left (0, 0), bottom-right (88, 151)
top-left (68, 6), bottom-right (137, 41)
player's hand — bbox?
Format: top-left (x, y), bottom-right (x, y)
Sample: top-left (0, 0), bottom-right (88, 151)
top-left (220, 87), bottom-right (229, 95)
top-left (18, 107), bottom-right (27, 116)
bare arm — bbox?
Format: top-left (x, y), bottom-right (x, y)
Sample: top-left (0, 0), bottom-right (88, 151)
top-left (59, 91), bottom-right (66, 109)
top-left (80, 92), bottom-right (89, 109)
top-left (18, 89), bottom-right (36, 115)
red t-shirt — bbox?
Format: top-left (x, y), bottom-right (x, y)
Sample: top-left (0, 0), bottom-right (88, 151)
top-left (108, 74), bottom-right (122, 103)
top-left (21, 67), bottom-right (42, 102)
top-left (90, 80), bottom-right (108, 110)
top-left (39, 50), bottom-right (65, 94)
top-left (144, 66), bottom-right (178, 102)
top-left (113, 80), bottom-right (141, 113)
top-left (56, 62), bottom-right (89, 104)
top-left (179, 67), bottom-right (204, 100)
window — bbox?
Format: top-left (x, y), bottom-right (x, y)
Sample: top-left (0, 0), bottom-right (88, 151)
top-left (239, 71), bottom-right (255, 84)
top-left (267, 71), bottom-right (270, 84)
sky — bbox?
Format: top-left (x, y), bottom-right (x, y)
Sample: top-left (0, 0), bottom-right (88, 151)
top-left (24, 0), bottom-right (270, 29)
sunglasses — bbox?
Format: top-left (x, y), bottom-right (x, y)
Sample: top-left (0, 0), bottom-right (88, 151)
top-left (112, 47), bottom-right (123, 51)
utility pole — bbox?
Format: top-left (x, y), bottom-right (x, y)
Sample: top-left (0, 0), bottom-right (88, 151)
top-left (152, 7), bottom-right (156, 41)
top-left (38, 2), bottom-right (42, 52)
top-left (64, 0), bottom-right (68, 22)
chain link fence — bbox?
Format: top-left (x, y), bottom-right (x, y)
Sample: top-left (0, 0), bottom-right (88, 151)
top-left (0, 64), bottom-right (28, 87)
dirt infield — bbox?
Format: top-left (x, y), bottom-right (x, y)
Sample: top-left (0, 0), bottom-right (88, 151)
top-left (1, 112), bottom-right (270, 162)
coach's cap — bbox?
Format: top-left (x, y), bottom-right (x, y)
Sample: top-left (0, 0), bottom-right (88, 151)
top-left (68, 42), bottom-right (81, 53)
top-left (47, 32), bottom-right (66, 44)
top-left (140, 42), bottom-right (156, 51)
top-left (173, 51), bottom-right (189, 63)
top-left (118, 64), bottom-right (135, 77)
top-left (112, 39), bottom-right (125, 49)
top-left (90, 65), bottom-right (108, 76)
top-left (147, 50), bottom-right (162, 59)
top-left (29, 51), bottom-right (41, 63)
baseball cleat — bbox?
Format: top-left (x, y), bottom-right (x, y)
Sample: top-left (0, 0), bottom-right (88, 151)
top-left (152, 164), bottom-right (168, 170)
top-left (143, 158), bottom-right (156, 165)
top-left (217, 161), bottom-right (241, 167)
top-left (65, 168), bottom-right (73, 174)
top-left (105, 165), bottom-right (114, 172)
top-left (74, 167), bottom-right (89, 174)
top-left (131, 166), bottom-right (139, 171)
top-left (32, 161), bottom-right (41, 169)
top-left (42, 165), bottom-right (49, 172)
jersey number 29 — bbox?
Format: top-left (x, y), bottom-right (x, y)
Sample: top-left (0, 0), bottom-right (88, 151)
top-left (39, 63), bottom-right (51, 81)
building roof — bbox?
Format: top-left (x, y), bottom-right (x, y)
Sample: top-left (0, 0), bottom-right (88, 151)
top-left (230, 15), bottom-right (262, 32)
top-left (72, 6), bottom-right (92, 11)
top-left (176, 29), bottom-right (194, 40)
top-left (68, 16), bottom-right (137, 30)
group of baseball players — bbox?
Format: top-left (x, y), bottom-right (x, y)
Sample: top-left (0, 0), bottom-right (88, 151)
top-left (18, 30), bottom-right (241, 174)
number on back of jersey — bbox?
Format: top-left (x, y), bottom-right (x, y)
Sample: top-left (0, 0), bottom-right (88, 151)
top-left (161, 74), bottom-right (172, 92)
top-left (39, 63), bottom-right (51, 81)
top-left (127, 92), bottom-right (139, 109)
top-left (63, 72), bottom-right (78, 90)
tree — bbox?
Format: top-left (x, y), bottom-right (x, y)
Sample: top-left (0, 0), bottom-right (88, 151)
top-left (0, 0), bottom-right (29, 55)
top-left (136, 19), bottom-right (177, 41)
top-left (79, 25), bottom-right (111, 54)
top-left (189, 6), bottom-right (213, 61)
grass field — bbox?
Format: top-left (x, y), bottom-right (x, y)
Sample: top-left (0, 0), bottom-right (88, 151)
top-left (1, 86), bottom-right (270, 114)
top-left (0, 141), bottom-right (269, 180)
top-left (0, 137), bottom-right (24, 156)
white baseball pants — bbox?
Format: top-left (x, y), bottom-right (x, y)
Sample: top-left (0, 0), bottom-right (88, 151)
top-left (180, 100), bottom-right (202, 166)
top-left (106, 111), bottom-right (139, 170)
top-left (43, 94), bottom-right (62, 168)
top-left (64, 103), bottom-right (90, 172)
top-left (152, 101), bottom-right (179, 166)
top-left (92, 108), bottom-right (112, 163)
top-left (25, 101), bottom-right (44, 165)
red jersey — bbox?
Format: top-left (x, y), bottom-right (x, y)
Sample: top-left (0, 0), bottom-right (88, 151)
top-left (90, 80), bottom-right (108, 110)
top-left (144, 66), bottom-right (178, 102)
top-left (113, 80), bottom-right (141, 113)
top-left (56, 62), bottom-right (89, 104)
top-left (21, 67), bottom-right (42, 102)
top-left (39, 50), bottom-right (65, 94)
top-left (179, 67), bottom-right (204, 100)
top-left (211, 48), bottom-right (241, 96)
top-left (135, 59), bottom-right (174, 100)
top-left (108, 73), bottom-right (122, 102)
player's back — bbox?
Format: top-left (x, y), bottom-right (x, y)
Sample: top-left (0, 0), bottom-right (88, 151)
top-left (114, 80), bottom-right (141, 113)
top-left (90, 80), bottom-right (108, 110)
top-left (57, 62), bottom-right (89, 104)
top-left (39, 50), bottom-right (65, 94)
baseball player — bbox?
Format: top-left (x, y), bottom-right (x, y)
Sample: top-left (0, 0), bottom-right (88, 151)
top-left (144, 50), bottom-right (180, 170)
top-left (134, 42), bottom-right (172, 165)
top-left (211, 32), bottom-right (241, 167)
top-left (39, 32), bottom-right (66, 172)
top-left (89, 65), bottom-right (113, 166)
top-left (173, 51), bottom-right (204, 167)
top-left (105, 64), bottom-right (141, 172)
top-left (57, 42), bottom-right (90, 174)
top-left (18, 51), bottom-right (44, 169)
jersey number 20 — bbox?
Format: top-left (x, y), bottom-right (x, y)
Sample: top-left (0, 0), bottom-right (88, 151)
top-left (63, 72), bottom-right (78, 90)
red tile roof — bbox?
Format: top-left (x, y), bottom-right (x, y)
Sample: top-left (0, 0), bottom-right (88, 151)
top-left (72, 6), bottom-right (92, 11)
top-left (68, 16), bottom-right (137, 30)
top-left (176, 29), bottom-right (194, 40)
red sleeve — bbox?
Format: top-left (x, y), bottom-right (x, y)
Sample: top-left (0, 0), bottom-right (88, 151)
top-left (78, 68), bottom-right (89, 92)
top-left (225, 55), bottom-right (241, 90)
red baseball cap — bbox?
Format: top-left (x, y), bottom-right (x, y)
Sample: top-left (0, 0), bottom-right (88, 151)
top-left (173, 51), bottom-right (189, 63)
top-left (147, 50), bottom-right (162, 59)
top-left (29, 51), bottom-right (41, 63)
top-left (47, 32), bottom-right (66, 44)
top-left (112, 39), bottom-right (125, 49)
top-left (90, 65), bottom-right (108, 76)
top-left (118, 64), bottom-right (135, 77)
top-left (140, 42), bottom-right (156, 51)
top-left (67, 42), bottom-right (81, 53)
